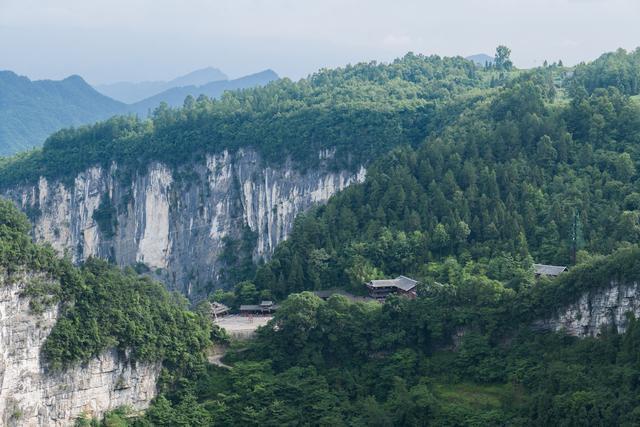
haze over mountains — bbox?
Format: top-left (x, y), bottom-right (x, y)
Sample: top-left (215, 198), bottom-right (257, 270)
top-left (0, 70), bottom-right (126, 156)
top-left (466, 53), bottom-right (494, 66)
top-left (128, 69), bottom-right (279, 116)
top-left (0, 67), bottom-right (279, 156)
top-left (95, 67), bottom-right (228, 103)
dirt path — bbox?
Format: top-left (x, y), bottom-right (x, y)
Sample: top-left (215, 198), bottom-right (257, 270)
top-left (207, 345), bottom-right (231, 369)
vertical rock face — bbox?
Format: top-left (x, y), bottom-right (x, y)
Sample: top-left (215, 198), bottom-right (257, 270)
top-left (0, 275), bottom-right (161, 426)
top-left (537, 281), bottom-right (640, 337)
top-left (3, 149), bottom-right (366, 299)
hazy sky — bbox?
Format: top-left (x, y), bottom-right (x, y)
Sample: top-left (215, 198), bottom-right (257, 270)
top-left (1, 0), bottom-right (639, 84)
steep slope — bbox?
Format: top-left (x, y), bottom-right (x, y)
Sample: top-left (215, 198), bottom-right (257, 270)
top-left (95, 67), bottom-right (228, 103)
top-left (252, 66), bottom-right (640, 298)
top-left (0, 54), bottom-right (483, 299)
top-left (0, 274), bottom-right (161, 426)
top-left (3, 150), bottom-right (365, 299)
top-left (0, 200), bottom-right (211, 425)
top-left (533, 247), bottom-right (640, 336)
top-left (128, 69), bottom-right (279, 115)
top-left (0, 72), bottom-right (126, 156)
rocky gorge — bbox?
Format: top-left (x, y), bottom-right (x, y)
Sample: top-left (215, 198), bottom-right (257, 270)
top-left (3, 149), bottom-right (366, 300)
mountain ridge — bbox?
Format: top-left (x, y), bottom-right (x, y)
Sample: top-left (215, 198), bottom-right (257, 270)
top-left (0, 68), bottom-right (279, 156)
top-left (0, 70), bottom-right (127, 156)
top-left (95, 66), bottom-right (229, 103)
top-left (129, 69), bottom-right (279, 116)
top-left (466, 53), bottom-right (494, 66)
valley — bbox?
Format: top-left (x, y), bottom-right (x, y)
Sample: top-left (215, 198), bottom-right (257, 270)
top-left (1, 44), bottom-right (640, 425)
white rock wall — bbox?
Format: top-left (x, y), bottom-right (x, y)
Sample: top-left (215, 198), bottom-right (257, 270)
top-left (136, 164), bottom-right (173, 269)
top-left (537, 281), bottom-right (640, 337)
top-left (0, 274), bottom-right (161, 426)
top-left (4, 149), bottom-right (366, 298)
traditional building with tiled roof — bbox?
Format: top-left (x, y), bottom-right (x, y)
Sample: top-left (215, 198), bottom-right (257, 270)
top-left (366, 275), bottom-right (418, 300)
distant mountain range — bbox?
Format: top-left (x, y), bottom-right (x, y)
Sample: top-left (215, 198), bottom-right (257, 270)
top-left (0, 71), bottom-right (127, 156)
top-left (0, 68), bottom-right (279, 156)
top-left (466, 53), bottom-right (494, 66)
top-left (95, 67), bottom-right (228, 103)
top-left (129, 69), bottom-right (279, 116)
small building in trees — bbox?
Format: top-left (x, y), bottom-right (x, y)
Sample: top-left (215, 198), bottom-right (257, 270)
top-left (239, 300), bottom-right (278, 315)
top-left (209, 302), bottom-right (230, 320)
top-left (533, 263), bottom-right (568, 278)
top-left (366, 276), bottom-right (418, 301)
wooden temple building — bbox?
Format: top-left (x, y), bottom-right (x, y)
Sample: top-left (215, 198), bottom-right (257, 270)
top-left (239, 300), bottom-right (278, 315)
top-left (366, 275), bottom-right (418, 301)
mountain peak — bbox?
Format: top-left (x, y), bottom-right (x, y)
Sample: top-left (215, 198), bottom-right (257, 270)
top-left (62, 74), bottom-right (89, 85)
top-left (466, 53), bottom-right (494, 66)
top-left (168, 67), bottom-right (228, 87)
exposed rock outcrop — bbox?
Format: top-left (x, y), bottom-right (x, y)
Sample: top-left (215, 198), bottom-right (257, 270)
top-left (3, 149), bottom-right (366, 299)
top-left (536, 281), bottom-right (640, 337)
top-left (0, 274), bottom-right (161, 426)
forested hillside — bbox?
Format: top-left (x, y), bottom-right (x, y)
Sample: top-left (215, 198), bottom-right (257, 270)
top-left (0, 53), bottom-right (484, 188)
top-left (251, 55), bottom-right (640, 299)
top-left (106, 246), bottom-right (640, 426)
top-left (572, 48), bottom-right (640, 96)
top-left (4, 47), bottom-right (640, 425)
top-left (124, 48), bottom-right (640, 425)
top-left (0, 198), bottom-right (211, 380)
top-left (0, 71), bottom-right (126, 156)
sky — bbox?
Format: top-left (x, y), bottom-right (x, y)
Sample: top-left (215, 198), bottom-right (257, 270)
top-left (1, 0), bottom-right (639, 84)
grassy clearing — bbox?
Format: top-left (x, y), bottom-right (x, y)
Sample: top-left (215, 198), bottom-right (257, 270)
top-left (434, 382), bottom-right (527, 411)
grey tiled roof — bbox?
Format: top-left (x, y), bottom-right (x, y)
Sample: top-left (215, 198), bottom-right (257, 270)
top-left (533, 264), bottom-right (568, 276)
top-left (368, 275), bottom-right (418, 291)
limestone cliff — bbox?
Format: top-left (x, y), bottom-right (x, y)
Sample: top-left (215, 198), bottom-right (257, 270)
top-left (537, 280), bottom-right (640, 337)
top-left (0, 274), bottom-right (161, 426)
top-left (3, 149), bottom-right (366, 299)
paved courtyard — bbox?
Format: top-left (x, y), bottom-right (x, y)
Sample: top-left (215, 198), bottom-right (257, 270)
top-left (214, 314), bottom-right (273, 339)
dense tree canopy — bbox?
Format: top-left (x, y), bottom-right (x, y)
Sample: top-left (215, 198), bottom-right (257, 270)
top-left (4, 48), bottom-right (640, 425)
top-left (0, 53), bottom-right (485, 188)
top-left (0, 199), bottom-right (212, 377)
top-left (250, 69), bottom-right (640, 299)
top-left (112, 247), bottom-right (640, 426)
top-left (571, 48), bottom-right (640, 96)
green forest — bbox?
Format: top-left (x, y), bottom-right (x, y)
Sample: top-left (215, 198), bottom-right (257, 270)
top-left (136, 48), bottom-right (640, 426)
top-left (251, 57), bottom-right (640, 300)
top-left (0, 53), bottom-right (483, 187)
top-left (0, 198), bottom-right (213, 389)
top-left (3, 47), bottom-right (640, 425)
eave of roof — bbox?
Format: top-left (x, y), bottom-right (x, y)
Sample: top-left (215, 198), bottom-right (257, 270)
top-left (368, 275), bottom-right (418, 291)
